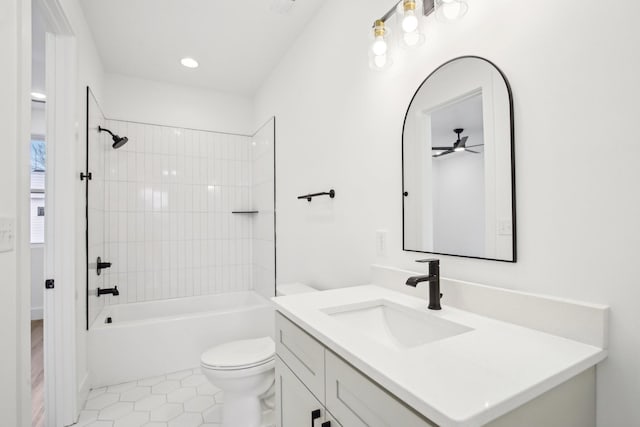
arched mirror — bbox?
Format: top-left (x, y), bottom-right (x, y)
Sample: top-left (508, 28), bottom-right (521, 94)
top-left (402, 56), bottom-right (516, 262)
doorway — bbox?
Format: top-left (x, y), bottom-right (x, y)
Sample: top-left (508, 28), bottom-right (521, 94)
top-left (28, 0), bottom-right (79, 425)
top-left (30, 4), bottom-right (47, 426)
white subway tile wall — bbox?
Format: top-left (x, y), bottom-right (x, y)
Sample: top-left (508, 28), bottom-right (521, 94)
top-left (99, 120), bottom-right (256, 305)
top-left (87, 92), bottom-right (107, 325)
top-left (252, 118), bottom-right (276, 299)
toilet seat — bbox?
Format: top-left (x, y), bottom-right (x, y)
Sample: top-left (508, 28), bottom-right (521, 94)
top-left (201, 337), bottom-right (275, 371)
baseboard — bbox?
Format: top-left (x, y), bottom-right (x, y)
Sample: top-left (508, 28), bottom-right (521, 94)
top-left (77, 372), bottom-right (90, 415)
top-left (31, 307), bottom-right (43, 320)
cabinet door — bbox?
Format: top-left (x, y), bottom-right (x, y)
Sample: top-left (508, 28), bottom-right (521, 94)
top-left (276, 356), bottom-right (326, 427)
top-left (276, 313), bottom-right (326, 400)
top-left (325, 351), bottom-right (436, 427)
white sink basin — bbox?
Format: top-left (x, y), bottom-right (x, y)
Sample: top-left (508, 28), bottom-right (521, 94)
top-left (322, 299), bottom-right (472, 350)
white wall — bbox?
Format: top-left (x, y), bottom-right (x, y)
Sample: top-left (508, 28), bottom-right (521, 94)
top-left (254, 0), bottom-right (640, 425)
top-left (30, 104), bottom-right (45, 321)
top-left (432, 143), bottom-right (485, 257)
top-left (31, 246), bottom-right (44, 320)
top-left (0, 0), bottom-right (27, 423)
top-left (31, 103), bottom-right (46, 136)
top-left (103, 73), bottom-right (255, 135)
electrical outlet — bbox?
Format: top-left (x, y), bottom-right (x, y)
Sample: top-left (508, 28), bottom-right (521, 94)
top-left (0, 218), bottom-right (16, 253)
top-left (376, 229), bottom-right (388, 257)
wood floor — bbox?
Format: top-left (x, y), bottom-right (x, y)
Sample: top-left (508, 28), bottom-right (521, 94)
top-left (32, 320), bottom-right (44, 427)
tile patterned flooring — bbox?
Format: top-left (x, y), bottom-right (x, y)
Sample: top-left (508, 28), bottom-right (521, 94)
top-left (74, 368), bottom-right (274, 427)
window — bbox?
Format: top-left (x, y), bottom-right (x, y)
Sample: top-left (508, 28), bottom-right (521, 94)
top-left (31, 138), bottom-right (46, 244)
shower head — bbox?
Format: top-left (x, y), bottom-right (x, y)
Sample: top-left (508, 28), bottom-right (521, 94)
top-left (98, 126), bottom-right (129, 149)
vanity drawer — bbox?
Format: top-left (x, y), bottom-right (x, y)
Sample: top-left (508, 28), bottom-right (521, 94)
top-left (325, 351), bottom-right (436, 427)
top-left (275, 312), bottom-right (326, 401)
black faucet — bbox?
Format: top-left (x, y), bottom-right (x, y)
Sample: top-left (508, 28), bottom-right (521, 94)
top-left (405, 259), bottom-right (442, 310)
top-left (97, 286), bottom-right (119, 297)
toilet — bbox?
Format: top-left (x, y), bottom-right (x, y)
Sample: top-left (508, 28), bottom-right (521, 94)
top-left (200, 283), bottom-right (316, 427)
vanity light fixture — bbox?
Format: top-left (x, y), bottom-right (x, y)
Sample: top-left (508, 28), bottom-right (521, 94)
top-left (180, 57), bottom-right (199, 69)
top-left (370, 0), bottom-right (467, 68)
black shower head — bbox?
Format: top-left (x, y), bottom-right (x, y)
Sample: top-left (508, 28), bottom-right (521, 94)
top-left (98, 126), bottom-right (129, 149)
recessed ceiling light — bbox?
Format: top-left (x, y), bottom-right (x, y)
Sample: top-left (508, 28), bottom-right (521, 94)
top-left (180, 57), bottom-right (199, 69)
top-left (31, 92), bottom-right (46, 100)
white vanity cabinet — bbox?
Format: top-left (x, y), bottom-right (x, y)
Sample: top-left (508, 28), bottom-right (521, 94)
top-left (275, 308), bottom-right (599, 427)
top-left (325, 351), bottom-right (435, 427)
top-left (276, 312), bottom-right (432, 427)
top-left (275, 356), bottom-right (339, 427)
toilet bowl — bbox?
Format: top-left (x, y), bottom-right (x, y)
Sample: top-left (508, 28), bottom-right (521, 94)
top-left (201, 337), bottom-right (275, 427)
top-left (201, 284), bottom-right (317, 427)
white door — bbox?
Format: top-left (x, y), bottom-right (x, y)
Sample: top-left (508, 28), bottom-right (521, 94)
top-left (42, 22), bottom-right (78, 427)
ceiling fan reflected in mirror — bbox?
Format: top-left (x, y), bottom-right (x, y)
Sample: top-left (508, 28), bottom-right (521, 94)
top-left (432, 128), bottom-right (484, 158)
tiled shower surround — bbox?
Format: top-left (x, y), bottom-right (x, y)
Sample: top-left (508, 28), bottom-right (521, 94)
top-left (88, 117), bottom-right (274, 315)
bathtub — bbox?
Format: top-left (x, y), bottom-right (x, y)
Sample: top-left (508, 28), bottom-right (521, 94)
top-left (88, 291), bottom-right (275, 387)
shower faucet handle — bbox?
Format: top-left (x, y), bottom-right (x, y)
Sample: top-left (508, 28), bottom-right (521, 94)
top-left (96, 256), bottom-right (112, 276)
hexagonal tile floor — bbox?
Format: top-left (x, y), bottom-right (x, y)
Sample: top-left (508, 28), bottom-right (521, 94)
top-left (73, 367), bottom-right (275, 427)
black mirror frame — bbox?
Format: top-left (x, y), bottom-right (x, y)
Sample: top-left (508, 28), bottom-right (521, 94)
top-left (401, 56), bottom-right (517, 263)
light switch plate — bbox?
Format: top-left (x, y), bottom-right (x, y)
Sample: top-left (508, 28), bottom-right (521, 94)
top-left (0, 218), bottom-right (16, 253)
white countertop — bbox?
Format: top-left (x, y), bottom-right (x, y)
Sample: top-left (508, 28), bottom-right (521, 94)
top-left (272, 285), bottom-right (607, 427)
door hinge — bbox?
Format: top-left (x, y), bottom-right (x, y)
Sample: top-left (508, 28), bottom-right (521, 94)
top-left (80, 172), bottom-right (92, 181)
top-left (45, 279), bottom-right (55, 289)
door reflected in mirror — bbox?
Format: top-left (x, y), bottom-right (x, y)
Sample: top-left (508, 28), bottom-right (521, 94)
top-left (402, 57), bottom-right (516, 262)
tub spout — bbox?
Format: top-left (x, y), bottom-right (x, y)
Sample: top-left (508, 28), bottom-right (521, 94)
top-left (97, 286), bottom-right (119, 297)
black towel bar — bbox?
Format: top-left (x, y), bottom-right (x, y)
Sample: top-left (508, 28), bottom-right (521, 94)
top-left (297, 189), bottom-right (335, 202)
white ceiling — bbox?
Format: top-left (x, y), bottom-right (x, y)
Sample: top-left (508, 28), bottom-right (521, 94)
top-left (80, 0), bottom-right (325, 96)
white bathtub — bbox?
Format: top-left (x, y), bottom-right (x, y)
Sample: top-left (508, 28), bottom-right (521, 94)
top-left (88, 291), bottom-right (274, 387)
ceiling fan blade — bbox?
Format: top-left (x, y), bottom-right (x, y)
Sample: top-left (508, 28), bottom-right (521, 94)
top-left (431, 146), bottom-right (453, 150)
top-left (433, 150), bottom-right (454, 158)
top-left (466, 144), bottom-right (484, 148)
top-left (459, 136), bottom-right (469, 147)
top-left (465, 149), bottom-right (480, 153)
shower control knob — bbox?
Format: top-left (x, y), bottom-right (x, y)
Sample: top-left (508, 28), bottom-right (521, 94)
top-left (96, 256), bottom-right (112, 275)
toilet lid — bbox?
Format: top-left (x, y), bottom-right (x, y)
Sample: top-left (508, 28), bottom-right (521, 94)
top-left (201, 337), bottom-right (275, 370)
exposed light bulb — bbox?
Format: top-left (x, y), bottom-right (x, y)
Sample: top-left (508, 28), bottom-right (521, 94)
top-left (403, 31), bottom-right (421, 46)
top-left (454, 147), bottom-right (465, 152)
top-left (402, 10), bottom-right (419, 33)
top-left (443, 2), bottom-right (461, 19)
top-left (371, 36), bottom-right (388, 56)
top-left (373, 54), bottom-right (387, 69)
top-left (437, 0), bottom-right (468, 21)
